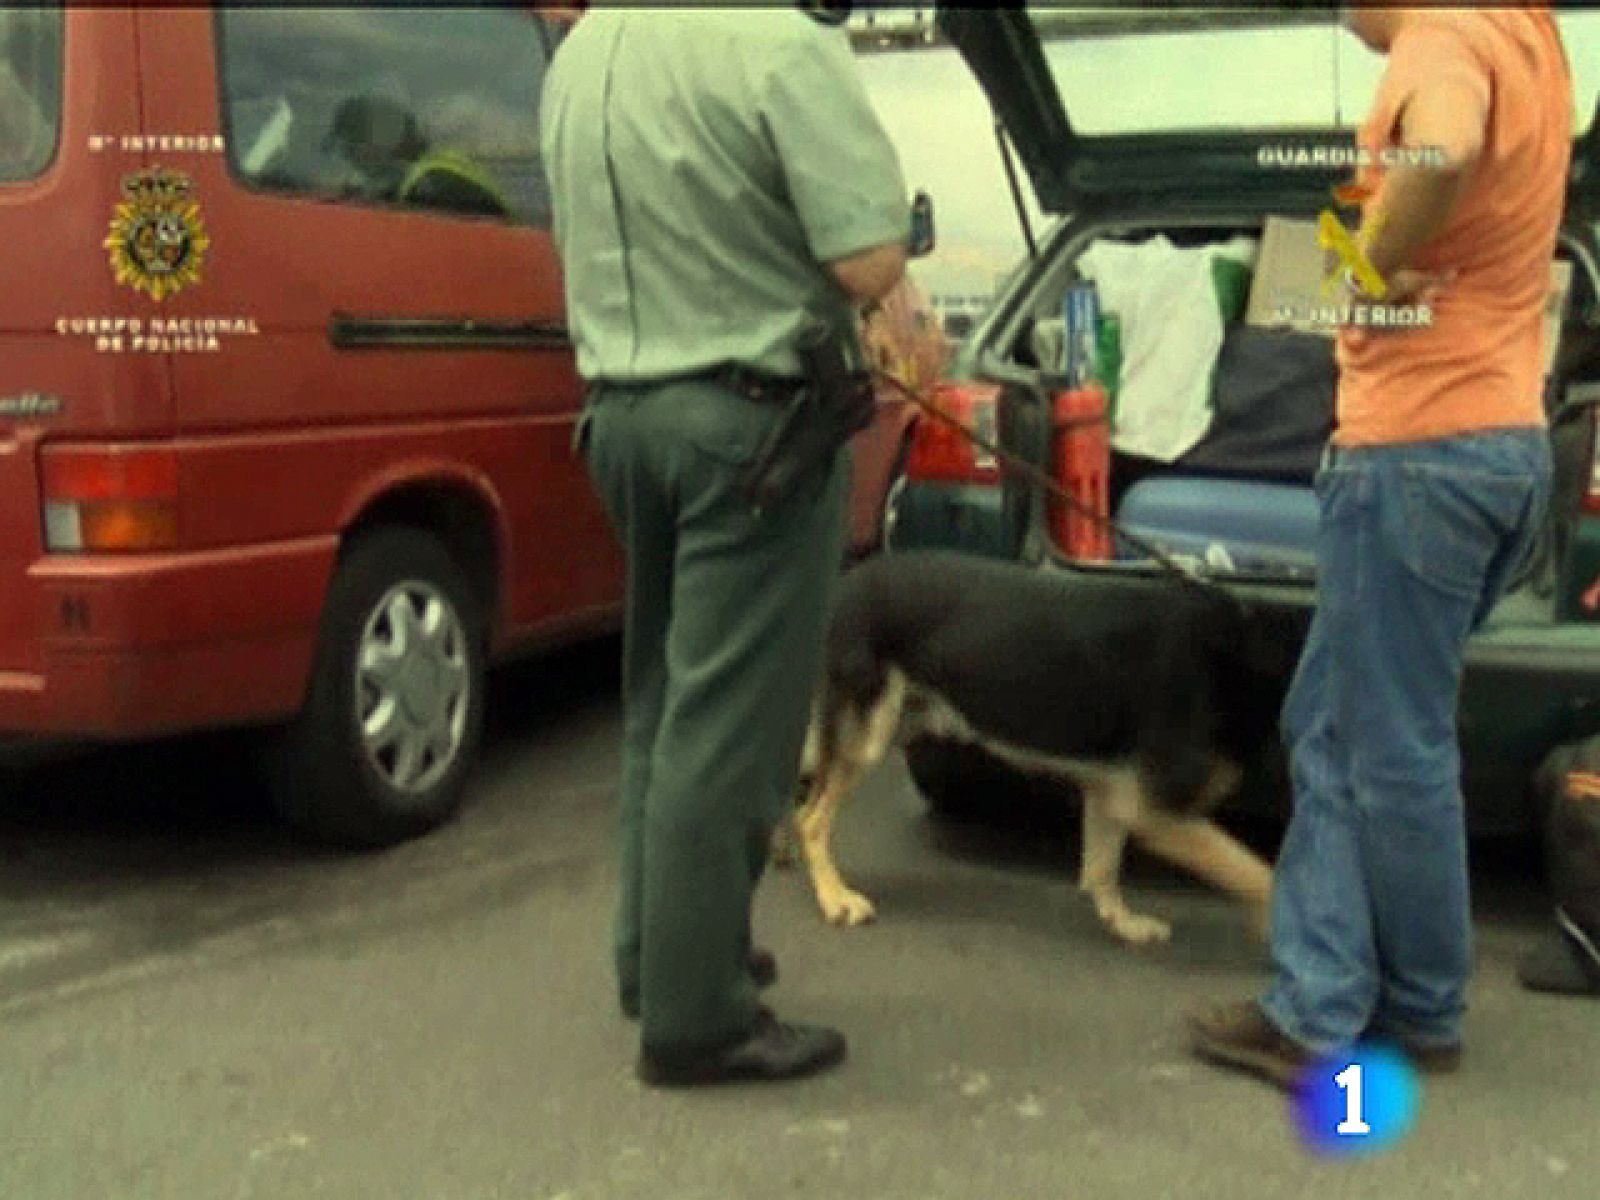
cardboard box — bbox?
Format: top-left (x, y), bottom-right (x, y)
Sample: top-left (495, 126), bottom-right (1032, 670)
top-left (1243, 217), bottom-right (1337, 338)
top-left (1244, 218), bottom-right (1575, 368)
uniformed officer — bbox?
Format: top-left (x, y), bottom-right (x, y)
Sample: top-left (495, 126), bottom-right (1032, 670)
top-left (326, 95), bottom-right (509, 218)
top-left (541, 5), bottom-right (909, 1085)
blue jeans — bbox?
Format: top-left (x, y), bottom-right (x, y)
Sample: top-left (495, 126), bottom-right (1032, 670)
top-left (1260, 428), bottom-right (1552, 1052)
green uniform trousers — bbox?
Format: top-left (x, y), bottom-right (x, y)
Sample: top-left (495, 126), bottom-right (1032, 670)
top-left (577, 376), bottom-right (849, 1055)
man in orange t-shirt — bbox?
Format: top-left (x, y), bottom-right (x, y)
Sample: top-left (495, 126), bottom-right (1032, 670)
top-left (1191, 6), bottom-right (1572, 1088)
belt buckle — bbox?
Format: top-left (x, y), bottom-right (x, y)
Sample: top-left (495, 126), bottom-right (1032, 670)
top-left (743, 371), bottom-right (788, 407)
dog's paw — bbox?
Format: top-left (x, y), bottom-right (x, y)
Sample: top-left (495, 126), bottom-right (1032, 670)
top-left (820, 889), bottom-right (877, 928)
top-left (1110, 912), bottom-right (1172, 948)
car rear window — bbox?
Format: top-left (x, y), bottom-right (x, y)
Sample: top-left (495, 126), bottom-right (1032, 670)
top-left (1032, 8), bottom-right (1600, 139)
top-left (0, 4), bottom-right (63, 183)
top-left (214, 6), bottom-right (556, 226)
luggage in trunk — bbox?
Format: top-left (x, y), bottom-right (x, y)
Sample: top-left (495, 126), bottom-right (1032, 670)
top-left (1179, 325), bottom-right (1336, 484)
top-left (1115, 476), bottom-right (1319, 578)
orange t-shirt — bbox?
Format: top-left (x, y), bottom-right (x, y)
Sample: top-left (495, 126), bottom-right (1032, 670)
top-left (1335, 8), bottom-right (1573, 447)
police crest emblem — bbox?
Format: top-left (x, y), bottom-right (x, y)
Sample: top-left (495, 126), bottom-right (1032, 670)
top-left (105, 167), bottom-right (211, 301)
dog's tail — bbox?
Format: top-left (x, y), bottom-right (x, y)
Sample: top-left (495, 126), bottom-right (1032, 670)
top-left (799, 692), bottom-right (825, 786)
top-left (800, 574), bottom-right (904, 797)
top-left (801, 658), bottom-right (904, 795)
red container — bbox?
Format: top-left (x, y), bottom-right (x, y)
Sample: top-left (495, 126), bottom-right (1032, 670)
top-left (1049, 383), bottom-right (1112, 560)
top-left (903, 382), bottom-right (1004, 484)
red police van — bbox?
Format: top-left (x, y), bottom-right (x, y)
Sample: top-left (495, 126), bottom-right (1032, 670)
top-left (0, 6), bottom-right (915, 846)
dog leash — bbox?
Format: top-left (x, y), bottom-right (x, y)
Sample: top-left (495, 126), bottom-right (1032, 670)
top-left (871, 370), bottom-right (1233, 598)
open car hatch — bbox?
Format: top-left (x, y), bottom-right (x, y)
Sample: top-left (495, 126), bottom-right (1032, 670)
top-left (937, 6), bottom-right (1600, 218)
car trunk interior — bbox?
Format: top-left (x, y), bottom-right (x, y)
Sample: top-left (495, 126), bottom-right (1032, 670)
top-left (988, 216), bottom-right (1600, 626)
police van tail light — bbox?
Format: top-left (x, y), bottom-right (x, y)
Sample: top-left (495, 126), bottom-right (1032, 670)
top-left (41, 445), bottom-right (179, 552)
top-left (903, 382), bottom-right (1003, 485)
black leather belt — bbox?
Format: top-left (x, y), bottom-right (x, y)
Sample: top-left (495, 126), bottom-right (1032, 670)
top-left (707, 364), bottom-right (809, 407)
top-left (590, 365), bottom-right (808, 407)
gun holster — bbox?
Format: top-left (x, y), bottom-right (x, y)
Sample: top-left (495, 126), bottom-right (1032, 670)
top-left (737, 322), bottom-right (875, 511)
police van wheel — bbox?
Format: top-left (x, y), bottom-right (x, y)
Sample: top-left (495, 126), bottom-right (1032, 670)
top-left (269, 528), bottom-right (487, 850)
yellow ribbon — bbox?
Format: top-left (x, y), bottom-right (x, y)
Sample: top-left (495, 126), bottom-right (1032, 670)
top-left (1318, 207), bottom-right (1389, 301)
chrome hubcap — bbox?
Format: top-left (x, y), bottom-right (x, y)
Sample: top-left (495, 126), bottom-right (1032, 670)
top-left (356, 583), bottom-right (470, 795)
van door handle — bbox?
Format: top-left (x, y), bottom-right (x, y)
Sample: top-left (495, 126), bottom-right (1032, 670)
top-left (328, 315), bottom-right (570, 351)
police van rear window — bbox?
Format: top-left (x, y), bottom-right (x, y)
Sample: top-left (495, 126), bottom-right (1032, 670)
top-left (0, 5), bottom-right (63, 183)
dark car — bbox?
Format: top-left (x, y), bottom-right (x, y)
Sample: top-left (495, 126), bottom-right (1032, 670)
top-left (889, 6), bottom-right (1600, 834)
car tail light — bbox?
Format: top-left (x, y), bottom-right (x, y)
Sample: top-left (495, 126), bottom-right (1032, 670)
top-left (41, 445), bottom-right (180, 552)
top-left (903, 382), bottom-right (1002, 484)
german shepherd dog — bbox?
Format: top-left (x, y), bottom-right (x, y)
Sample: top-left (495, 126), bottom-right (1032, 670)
top-left (781, 551), bottom-right (1300, 947)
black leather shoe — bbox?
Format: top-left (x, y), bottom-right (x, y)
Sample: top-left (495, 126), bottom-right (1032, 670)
top-left (637, 1009), bottom-right (847, 1087)
top-left (620, 947), bottom-right (779, 1020)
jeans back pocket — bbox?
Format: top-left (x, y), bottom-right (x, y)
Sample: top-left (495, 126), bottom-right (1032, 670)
top-left (1400, 463), bottom-right (1535, 598)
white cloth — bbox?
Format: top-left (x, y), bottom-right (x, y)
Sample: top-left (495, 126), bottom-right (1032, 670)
top-left (1077, 235), bottom-right (1257, 463)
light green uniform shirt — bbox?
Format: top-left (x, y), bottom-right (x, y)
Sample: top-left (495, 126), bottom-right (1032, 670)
top-left (540, 8), bottom-right (909, 381)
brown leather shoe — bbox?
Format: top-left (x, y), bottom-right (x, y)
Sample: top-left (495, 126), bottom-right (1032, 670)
top-left (1397, 1039), bottom-right (1462, 1075)
top-left (1188, 1000), bottom-right (1316, 1090)
top-left (1365, 1022), bottom-right (1463, 1074)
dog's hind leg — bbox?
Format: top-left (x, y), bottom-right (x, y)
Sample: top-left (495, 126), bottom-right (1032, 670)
top-left (1130, 814), bottom-right (1273, 943)
top-left (796, 671), bottom-right (906, 928)
top-left (1078, 776), bottom-right (1172, 948)
top-left (769, 701), bottom-right (823, 871)
top-left (797, 760), bottom-right (876, 926)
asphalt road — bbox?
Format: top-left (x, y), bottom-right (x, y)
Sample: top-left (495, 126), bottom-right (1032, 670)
top-left (2, 638), bottom-right (1597, 1200)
